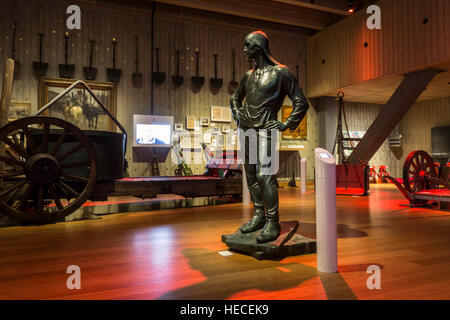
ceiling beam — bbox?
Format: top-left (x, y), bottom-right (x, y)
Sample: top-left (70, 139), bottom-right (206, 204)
top-left (273, 0), bottom-right (349, 16)
top-left (150, 0), bottom-right (340, 30)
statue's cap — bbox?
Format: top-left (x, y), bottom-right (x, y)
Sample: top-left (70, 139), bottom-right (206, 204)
top-left (245, 31), bottom-right (280, 66)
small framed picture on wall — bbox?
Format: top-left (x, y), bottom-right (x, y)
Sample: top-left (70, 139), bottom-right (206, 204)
top-left (174, 123), bottom-right (183, 132)
top-left (212, 127), bottom-right (221, 135)
top-left (185, 116), bottom-right (195, 130)
top-left (222, 125), bottom-right (230, 134)
top-left (211, 105), bottom-right (232, 123)
top-left (200, 117), bottom-right (210, 127)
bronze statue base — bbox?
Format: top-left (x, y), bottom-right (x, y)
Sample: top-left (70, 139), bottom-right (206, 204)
top-left (222, 220), bottom-right (316, 260)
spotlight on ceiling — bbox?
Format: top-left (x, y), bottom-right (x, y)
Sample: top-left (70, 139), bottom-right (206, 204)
top-left (348, 0), bottom-right (355, 14)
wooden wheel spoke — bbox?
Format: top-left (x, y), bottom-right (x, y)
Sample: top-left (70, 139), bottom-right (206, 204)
top-left (409, 159), bottom-right (418, 172)
top-left (49, 183), bottom-right (64, 210)
top-left (51, 129), bottom-right (68, 156)
top-left (36, 186), bottom-right (44, 214)
top-left (0, 155), bottom-right (24, 167)
top-left (22, 126), bottom-right (37, 154)
top-left (56, 181), bottom-right (80, 198)
top-left (60, 172), bottom-right (89, 183)
top-left (57, 142), bottom-right (83, 162)
top-left (0, 180), bottom-right (27, 198)
top-left (2, 137), bottom-right (29, 159)
top-left (60, 161), bottom-right (89, 169)
top-left (42, 124), bottom-right (49, 153)
top-left (0, 170), bottom-right (24, 179)
top-left (17, 182), bottom-right (36, 210)
top-left (54, 182), bottom-right (71, 202)
top-left (11, 133), bottom-right (20, 147)
top-left (5, 180), bottom-right (27, 203)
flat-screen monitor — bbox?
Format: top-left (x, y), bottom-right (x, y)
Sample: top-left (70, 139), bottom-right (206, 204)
top-left (136, 124), bottom-right (171, 145)
top-left (133, 114), bottom-right (173, 148)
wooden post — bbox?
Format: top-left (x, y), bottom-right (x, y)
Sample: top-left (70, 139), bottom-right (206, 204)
top-left (0, 58), bottom-right (15, 177)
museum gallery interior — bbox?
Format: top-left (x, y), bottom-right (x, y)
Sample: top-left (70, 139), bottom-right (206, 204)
top-left (0, 0), bottom-right (449, 301)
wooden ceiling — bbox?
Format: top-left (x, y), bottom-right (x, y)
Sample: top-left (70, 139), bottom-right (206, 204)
top-left (322, 60), bottom-right (450, 104)
top-left (149, 0), bottom-right (350, 31)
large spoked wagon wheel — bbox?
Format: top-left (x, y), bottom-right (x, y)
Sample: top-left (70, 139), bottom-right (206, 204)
top-left (402, 150), bottom-right (438, 194)
top-left (0, 116), bottom-right (97, 223)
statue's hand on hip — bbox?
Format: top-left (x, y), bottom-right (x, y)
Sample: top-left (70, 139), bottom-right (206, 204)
top-left (266, 120), bottom-right (288, 131)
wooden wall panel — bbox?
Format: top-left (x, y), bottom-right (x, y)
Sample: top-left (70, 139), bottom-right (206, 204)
top-left (307, 0), bottom-right (450, 98)
top-left (0, 0), bottom-right (316, 177)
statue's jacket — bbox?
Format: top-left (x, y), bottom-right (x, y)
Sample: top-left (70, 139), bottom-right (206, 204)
top-left (230, 64), bottom-right (309, 131)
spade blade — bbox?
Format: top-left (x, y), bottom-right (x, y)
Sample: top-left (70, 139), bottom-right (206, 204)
top-left (172, 75), bottom-right (184, 87)
top-left (59, 64), bottom-right (75, 79)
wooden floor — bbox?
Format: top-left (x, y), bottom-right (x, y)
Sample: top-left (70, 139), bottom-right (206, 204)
top-left (0, 184), bottom-right (449, 300)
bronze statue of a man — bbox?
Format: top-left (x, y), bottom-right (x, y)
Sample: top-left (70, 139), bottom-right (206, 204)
top-left (230, 31), bottom-right (309, 243)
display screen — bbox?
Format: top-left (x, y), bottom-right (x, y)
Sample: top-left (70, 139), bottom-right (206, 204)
top-left (136, 124), bottom-right (171, 145)
top-left (320, 152), bottom-right (330, 159)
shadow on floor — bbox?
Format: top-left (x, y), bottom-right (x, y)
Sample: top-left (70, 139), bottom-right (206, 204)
top-left (298, 222), bottom-right (368, 239)
top-left (157, 248), bottom-right (359, 300)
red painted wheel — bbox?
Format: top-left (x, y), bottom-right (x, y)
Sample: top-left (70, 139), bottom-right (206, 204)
top-left (402, 150), bottom-right (437, 194)
top-left (0, 116), bottom-right (97, 224)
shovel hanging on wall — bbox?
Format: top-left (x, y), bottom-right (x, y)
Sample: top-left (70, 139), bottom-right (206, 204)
top-left (132, 35), bottom-right (143, 88)
top-left (210, 54), bottom-right (223, 93)
top-left (107, 39), bottom-right (122, 84)
top-left (191, 51), bottom-right (204, 91)
top-left (228, 49), bottom-right (239, 94)
top-left (59, 32), bottom-right (75, 78)
top-left (32, 33), bottom-right (48, 78)
top-left (11, 22), bottom-right (21, 79)
top-left (171, 50), bottom-right (183, 87)
top-left (83, 40), bottom-right (97, 80)
top-left (152, 48), bottom-right (165, 84)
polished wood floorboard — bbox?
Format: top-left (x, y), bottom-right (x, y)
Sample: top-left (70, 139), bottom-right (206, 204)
top-left (0, 184), bottom-right (449, 300)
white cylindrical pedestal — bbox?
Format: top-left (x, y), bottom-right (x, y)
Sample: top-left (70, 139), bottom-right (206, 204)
top-left (314, 148), bottom-right (337, 273)
top-left (301, 158), bottom-right (307, 194)
top-left (242, 165), bottom-right (250, 205)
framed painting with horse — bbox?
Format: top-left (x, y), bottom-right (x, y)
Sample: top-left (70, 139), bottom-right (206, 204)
top-left (38, 78), bottom-right (117, 132)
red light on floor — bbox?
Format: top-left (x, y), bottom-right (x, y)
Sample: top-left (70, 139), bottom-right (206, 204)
top-left (348, 8), bottom-right (354, 13)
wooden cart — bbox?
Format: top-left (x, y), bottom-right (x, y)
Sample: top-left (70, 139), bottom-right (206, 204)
top-left (0, 81), bottom-right (242, 224)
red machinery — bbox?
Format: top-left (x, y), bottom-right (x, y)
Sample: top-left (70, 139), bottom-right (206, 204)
top-left (377, 165), bottom-right (390, 183)
top-left (369, 166), bottom-right (378, 183)
top-left (385, 150), bottom-right (450, 208)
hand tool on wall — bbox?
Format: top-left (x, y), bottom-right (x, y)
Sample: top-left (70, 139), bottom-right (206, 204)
top-left (32, 33), bottom-right (48, 78)
top-left (59, 32), bottom-right (75, 78)
top-left (10, 22), bottom-right (21, 79)
top-left (83, 40), bottom-right (97, 80)
top-left (191, 51), bottom-right (204, 90)
top-left (107, 38), bottom-right (122, 84)
top-left (210, 54), bottom-right (223, 92)
top-left (132, 35), bottom-right (143, 87)
top-left (228, 49), bottom-right (239, 94)
top-left (171, 50), bottom-right (183, 87)
top-left (152, 48), bottom-right (165, 84)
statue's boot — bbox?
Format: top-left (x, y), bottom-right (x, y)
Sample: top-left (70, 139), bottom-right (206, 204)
top-left (240, 207), bottom-right (266, 233)
top-left (256, 213), bottom-right (281, 243)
